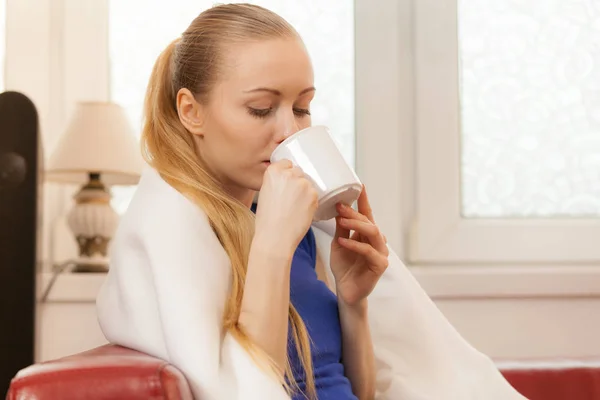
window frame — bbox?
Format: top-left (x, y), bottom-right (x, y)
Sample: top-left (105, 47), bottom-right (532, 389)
top-left (410, 0), bottom-right (600, 265)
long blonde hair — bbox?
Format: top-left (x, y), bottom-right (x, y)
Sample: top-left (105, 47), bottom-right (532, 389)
top-left (140, 4), bottom-right (315, 398)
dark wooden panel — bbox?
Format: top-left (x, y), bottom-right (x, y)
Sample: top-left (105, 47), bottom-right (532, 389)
top-left (0, 91), bottom-right (40, 395)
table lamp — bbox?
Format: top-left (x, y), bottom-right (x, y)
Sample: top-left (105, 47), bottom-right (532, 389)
top-left (46, 102), bottom-right (144, 272)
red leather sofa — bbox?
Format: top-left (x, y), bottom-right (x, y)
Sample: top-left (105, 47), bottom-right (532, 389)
top-left (7, 345), bottom-right (600, 399)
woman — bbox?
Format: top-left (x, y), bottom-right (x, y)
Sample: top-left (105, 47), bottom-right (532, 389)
top-left (97, 4), bottom-right (527, 400)
top-left (99, 3), bottom-right (383, 399)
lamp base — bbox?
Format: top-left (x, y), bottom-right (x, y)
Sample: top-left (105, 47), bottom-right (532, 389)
top-left (71, 257), bottom-right (109, 273)
top-left (67, 173), bottom-right (119, 272)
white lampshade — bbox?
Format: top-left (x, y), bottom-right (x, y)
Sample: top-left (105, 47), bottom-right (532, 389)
top-left (46, 101), bottom-right (144, 185)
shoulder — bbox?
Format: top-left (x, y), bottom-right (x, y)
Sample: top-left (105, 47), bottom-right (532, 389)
top-left (119, 167), bottom-right (216, 243)
top-left (98, 168), bottom-right (231, 361)
top-left (107, 166), bottom-right (231, 297)
top-left (111, 166), bottom-right (229, 276)
top-left (128, 167), bottom-right (208, 226)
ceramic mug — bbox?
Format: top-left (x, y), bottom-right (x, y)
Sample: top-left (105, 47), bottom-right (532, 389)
top-left (270, 125), bottom-right (362, 221)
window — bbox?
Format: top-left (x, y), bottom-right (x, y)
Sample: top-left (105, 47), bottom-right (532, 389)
top-left (411, 0), bottom-right (600, 264)
top-left (108, 0), bottom-right (355, 213)
top-left (459, 0), bottom-right (600, 218)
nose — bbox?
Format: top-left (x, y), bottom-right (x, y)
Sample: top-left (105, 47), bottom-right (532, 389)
top-left (274, 108), bottom-right (300, 144)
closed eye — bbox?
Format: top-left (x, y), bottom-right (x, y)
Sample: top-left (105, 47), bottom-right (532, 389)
top-left (293, 108), bottom-right (311, 117)
top-left (247, 107), bottom-right (273, 118)
top-left (248, 107), bottom-right (311, 119)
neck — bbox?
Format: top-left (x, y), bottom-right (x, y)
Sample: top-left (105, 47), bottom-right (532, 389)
top-left (223, 184), bottom-right (256, 209)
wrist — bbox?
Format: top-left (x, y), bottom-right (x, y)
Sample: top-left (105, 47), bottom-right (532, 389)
top-left (250, 234), bottom-right (295, 264)
top-left (337, 297), bottom-right (368, 319)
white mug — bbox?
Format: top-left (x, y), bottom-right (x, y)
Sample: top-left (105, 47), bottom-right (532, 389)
top-left (270, 125), bottom-right (362, 221)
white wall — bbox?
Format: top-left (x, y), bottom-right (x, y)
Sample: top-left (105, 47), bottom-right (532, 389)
top-left (35, 274), bottom-right (600, 363)
top-left (438, 298), bottom-right (600, 359)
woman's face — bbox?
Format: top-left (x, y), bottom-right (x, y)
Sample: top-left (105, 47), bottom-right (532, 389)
top-left (179, 37), bottom-right (315, 204)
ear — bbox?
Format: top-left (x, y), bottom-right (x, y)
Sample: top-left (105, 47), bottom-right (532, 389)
top-left (176, 88), bottom-right (205, 136)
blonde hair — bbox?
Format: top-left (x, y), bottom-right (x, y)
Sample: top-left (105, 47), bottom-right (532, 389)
top-left (140, 3), bottom-right (315, 398)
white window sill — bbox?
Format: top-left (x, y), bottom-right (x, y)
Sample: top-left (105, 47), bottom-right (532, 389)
top-left (411, 265), bottom-right (600, 299)
top-left (37, 265), bottom-right (600, 303)
top-left (37, 272), bottom-right (106, 303)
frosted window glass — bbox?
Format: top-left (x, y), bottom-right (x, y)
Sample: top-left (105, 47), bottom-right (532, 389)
top-left (459, 0), bottom-right (600, 217)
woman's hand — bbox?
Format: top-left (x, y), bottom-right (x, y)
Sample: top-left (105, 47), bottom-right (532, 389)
top-left (330, 186), bottom-right (389, 308)
top-left (254, 159), bottom-right (318, 257)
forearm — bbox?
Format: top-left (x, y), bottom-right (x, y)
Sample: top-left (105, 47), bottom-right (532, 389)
top-left (238, 237), bottom-right (293, 376)
top-left (339, 299), bottom-right (376, 400)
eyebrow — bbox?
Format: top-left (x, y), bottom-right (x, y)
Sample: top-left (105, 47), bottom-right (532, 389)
top-left (243, 87), bottom-right (316, 96)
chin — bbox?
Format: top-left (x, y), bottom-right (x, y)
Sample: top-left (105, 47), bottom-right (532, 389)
top-left (249, 178), bottom-right (264, 192)
top-left (237, 164), bottom-right (267, 192)
top-left (242, 172), bottom-right (264, 192)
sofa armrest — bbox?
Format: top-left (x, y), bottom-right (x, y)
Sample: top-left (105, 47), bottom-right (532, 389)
top-left (500, 359), bottom-right (600, 400)
top-left (7, 345), bottom-right (193, 400)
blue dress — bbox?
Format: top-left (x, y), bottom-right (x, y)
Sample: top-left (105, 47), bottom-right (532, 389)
top-left (250, 204), bottom-right (357, 399)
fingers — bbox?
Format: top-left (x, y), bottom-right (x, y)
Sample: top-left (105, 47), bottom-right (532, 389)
top-left (337, 237), bottom-right (389, 274)
top-left (357, 185), bottom-right (375, 223)
top-left (269, 159), bottom-right (304, 178)
top-left (337, 217), bottom-right (388, 256)
top-left (336, 203), bottom-right (370, 223)
top-left (270, 159), bottom-right (294, 170)
top-left (288, 167), bottom-right (305, 178)
top-left (334, 215), bottom-right (351, 241)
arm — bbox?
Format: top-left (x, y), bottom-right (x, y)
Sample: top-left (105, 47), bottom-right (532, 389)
top-left (140, 200), bottom-right (290, 400)
top-left (315, 252), bottom-right (376, 399)
top-left (132, 161), bottom-right (314, 399)
top-left (338, 300), bottom-right (376, 400)
top-left (238, 236), bottom-right (294, 375)
top-left (244, 159), bottom-right (320, 376)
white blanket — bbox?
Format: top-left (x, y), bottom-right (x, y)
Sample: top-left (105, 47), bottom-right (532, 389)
top-left (96, 167), bottom-right (527, 400)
